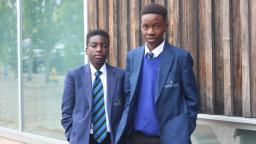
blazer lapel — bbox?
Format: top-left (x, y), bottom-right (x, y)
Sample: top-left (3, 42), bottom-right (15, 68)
top-left (130, 47), bottom-right (144, 101)
top-left (155, 42), bottom-right (174, 102)
top-left (84, 64), bottom-right (93, 110)
top-left (106, 64), bottom-right (116, 123)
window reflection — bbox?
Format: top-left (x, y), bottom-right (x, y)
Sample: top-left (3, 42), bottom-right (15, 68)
top-left (0, 0), bottom-right (18, 129)
top-left (22, 0), bottom-right (84, 139)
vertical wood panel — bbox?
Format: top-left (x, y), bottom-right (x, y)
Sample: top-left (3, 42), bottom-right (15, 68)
top-left (240, 0), bottom-right (251, 117)
top-left (98, 0), bottom-right (108, 30)
top-left (181, 0), bottom-right (199, 75)
top-left (204, 0), bottom-right (214, 114)
top-left (181, 0), bottom-right (199, 110)
top-left (222, 0), bottom-right (233, 116)
top-left (129, 0), bottom-right (141, 49)
top-left (214, 0), bottom-right (224, 115)
top-left (250, 0), bottom-right (256, 117)
top-left (232, 0), bottom-right (243, 116)
top-left (118, 0), bottom-right (128, 68)
top-left (199, 0), bottom-right (214, 114)
top-left (108, 0), bottom-right (118, 65)
top-left (214, 0), bottom-right (232, 115)
top-left (167, 0), bottom-right (181, 46)
top-left (87, 0), bottom-right (98, 31)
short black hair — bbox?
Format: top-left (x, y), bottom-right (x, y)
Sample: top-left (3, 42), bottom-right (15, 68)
top-left (86, 29), bottom-right (109, 46)
top-left (141, 3), bottom-right (167, 20)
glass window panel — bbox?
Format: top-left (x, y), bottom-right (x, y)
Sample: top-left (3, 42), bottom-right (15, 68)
top-left (192, 124), bottom-right (256, 144)
top-left (22, 0), bottom-right (84, 139)
top-left (0, 0), bottom-right (18, 129)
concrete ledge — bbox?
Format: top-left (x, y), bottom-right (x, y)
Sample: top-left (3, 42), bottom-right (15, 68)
top-left (198, 114), bottom-right (256, 131)
top-left (1, 114), bottom-right (256, 144)
top-left (0, 127), bottom-right (68, 144)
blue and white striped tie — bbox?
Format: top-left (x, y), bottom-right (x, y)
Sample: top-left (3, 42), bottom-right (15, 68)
top-left (92, 70), bottom-right (107, 143)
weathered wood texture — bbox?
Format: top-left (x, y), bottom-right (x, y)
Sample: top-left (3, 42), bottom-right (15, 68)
top-left (198, 0), bottom-right (214, 114)
top-left (87, 0), bottom-right (256, 117)
top-left (250, 0), bottom-right (256, 117)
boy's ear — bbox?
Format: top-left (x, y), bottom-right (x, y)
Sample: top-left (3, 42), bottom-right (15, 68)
top-left (165, 21), bottom-right (169, 27)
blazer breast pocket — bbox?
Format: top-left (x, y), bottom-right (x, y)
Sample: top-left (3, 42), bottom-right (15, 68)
top-left (164, 79), bottom-right (180, 88)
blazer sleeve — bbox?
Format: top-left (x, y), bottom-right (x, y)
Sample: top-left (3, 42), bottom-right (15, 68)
top-left (181, 53), bottom-right (200, 134)
top-left (115, 53), bottom-right (131, 144)
top-left (61, 70), bottom-right (75, 141)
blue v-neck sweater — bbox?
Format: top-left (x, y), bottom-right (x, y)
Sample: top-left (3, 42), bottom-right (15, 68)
top-left (134, 54), bottom-right (162, 136)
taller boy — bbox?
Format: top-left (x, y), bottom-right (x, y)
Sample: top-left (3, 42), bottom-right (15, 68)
top-left (115, 3), bottom-right (200, 144)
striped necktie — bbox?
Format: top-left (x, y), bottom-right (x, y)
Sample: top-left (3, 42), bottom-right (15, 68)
top-left (92, 70), bottom-right (107, 143)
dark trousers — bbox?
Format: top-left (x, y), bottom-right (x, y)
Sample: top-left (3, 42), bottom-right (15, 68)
top-left (90, 133), bottom-right (111, 144)
top-left (129, 131), bottom-right (161, 144)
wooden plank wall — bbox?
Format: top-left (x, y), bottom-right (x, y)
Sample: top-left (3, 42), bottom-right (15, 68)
top-left (87, 0), bottom-right (256, 118)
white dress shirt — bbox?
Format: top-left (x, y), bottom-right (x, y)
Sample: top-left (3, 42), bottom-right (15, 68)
top-left (144, 40), bottom-right (165, 57)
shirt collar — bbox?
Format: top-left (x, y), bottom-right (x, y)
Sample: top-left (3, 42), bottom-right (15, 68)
top-left (144, 40), bottom-right (165, 57)
top-left (89, 63), bottom-right (107, 76)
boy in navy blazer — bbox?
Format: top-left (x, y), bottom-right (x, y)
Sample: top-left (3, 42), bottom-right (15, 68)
top-left (61, 30), bottom-right (125, 144)
top-left (115, 4), bottom-right (200, 144)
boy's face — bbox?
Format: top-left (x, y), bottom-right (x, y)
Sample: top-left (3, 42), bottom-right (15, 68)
top-left (141, 13), bottom-right (167, 50)
top-left (86, 35), bottom-right (109, 69)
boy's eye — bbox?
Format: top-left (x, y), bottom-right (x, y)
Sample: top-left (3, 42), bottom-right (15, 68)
top-left (90, 44), bottom-right (97, 48)
top-left (142, 25), bottom-right (149, 30)
top-left (153, 25), bottom-right (160, 30)
top-left (102, 43), bottom-right (109, 48)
